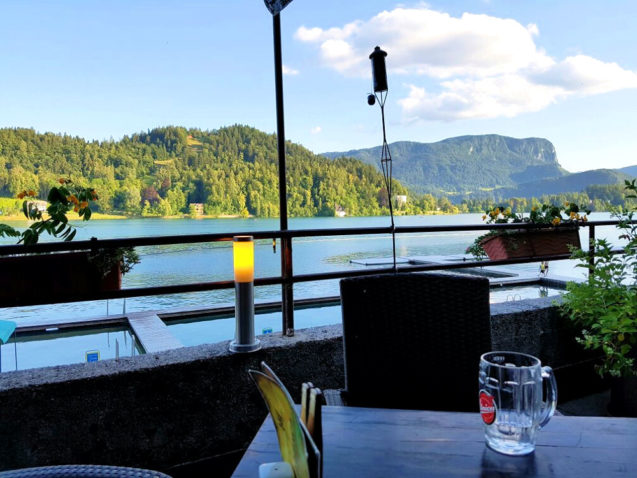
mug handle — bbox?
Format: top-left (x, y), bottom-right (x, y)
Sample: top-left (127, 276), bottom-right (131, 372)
top-left (538, 365), bottom-right (558, 429)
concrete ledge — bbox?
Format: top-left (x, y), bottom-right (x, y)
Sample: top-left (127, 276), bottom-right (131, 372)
top-left (0, 325), bottom-right (344, 473)
top-left (491, 296), bottom-right (606, 402)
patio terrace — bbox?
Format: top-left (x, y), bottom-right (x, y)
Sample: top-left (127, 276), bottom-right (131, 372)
top-left (0, 221), bottom-right (620, 476)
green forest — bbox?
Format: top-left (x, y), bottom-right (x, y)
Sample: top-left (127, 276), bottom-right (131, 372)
top-left (0, 126), bottom-right (634, 219)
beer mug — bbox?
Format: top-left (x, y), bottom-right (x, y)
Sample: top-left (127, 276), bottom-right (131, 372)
top-left (479, 351), bottom-right (557, 455)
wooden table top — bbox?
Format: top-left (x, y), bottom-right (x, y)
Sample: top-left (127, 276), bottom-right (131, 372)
top-left (231, 406), bottom-right (637, 478)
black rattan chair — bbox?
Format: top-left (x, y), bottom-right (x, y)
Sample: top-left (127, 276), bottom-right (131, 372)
top-left (0, 465), bottom-right (172, 477)
top-left (327, 272), bottom-right (492, 412)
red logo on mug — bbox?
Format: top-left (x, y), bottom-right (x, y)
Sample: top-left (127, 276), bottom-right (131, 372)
top-left (479, 391), bottom-right (496, 425)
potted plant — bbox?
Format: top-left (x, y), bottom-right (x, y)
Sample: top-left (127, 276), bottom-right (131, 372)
top-left (468, 202), bottom-right (590, 260)
top-left (0, 179), bottom-right (139, 306)
top-left (559, 182), bottom-right (637, 417)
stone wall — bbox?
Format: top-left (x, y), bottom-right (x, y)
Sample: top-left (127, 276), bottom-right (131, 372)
top-left (0, 300), bottom-right (601, 474)
top-left (491, 296), bottom-right (605, 402)
top-left (0, 326), bottom-right (344, 474)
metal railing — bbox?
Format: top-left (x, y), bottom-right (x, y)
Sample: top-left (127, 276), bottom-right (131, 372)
top-left (0, 220), bottom-right (621, 335)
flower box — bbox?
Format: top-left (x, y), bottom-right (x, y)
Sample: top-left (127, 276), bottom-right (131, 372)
top-left (479, 227), bottom-right (581, 261)
top-left (0, 251), bottom-right (121, 308)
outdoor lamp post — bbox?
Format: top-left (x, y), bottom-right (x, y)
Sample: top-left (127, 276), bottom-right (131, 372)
top-left (368, 46), bottom-right (397, 271)
top-left (230, 236), bottom-right (261, 353)
top-left (264, 0), bottom-right (296, 337)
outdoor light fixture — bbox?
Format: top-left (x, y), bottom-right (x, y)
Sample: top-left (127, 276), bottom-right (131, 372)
top-left (370, 46), bottom-right (388, 93)
top-left (368, 46), bottom-right (397, 271)
top-left (230, 236), bottom-right (261, 353)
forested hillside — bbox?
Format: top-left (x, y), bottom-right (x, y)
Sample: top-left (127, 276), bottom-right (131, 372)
top-left (499, 169), bottom-right (631, 198)
top-left (1, 126), bottom-right (634, 219)
top-left (0, 126), bottom-right (414, 217)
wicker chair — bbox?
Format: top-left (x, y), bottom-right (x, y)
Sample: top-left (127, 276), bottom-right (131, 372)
top-left (327, 272), bottom-right (492, 412)
top-left (0, 465), bottom-right (172, 477)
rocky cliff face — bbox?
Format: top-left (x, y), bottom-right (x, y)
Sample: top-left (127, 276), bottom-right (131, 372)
top-left (323, 134), bottom-right (566, 194)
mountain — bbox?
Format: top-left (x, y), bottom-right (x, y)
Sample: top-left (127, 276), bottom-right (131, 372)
top-left (323, 135), bottom-right (567, 195)
top-left (617, 165), bottom-right (637, 177)
top-left (499, 169), bottom-right (632, 198)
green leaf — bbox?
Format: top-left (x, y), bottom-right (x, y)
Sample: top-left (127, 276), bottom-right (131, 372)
top-left (47, 187), bottom-right (65, 203)
top-left (21, 229), bottom-right (38, 245)
top-left (0, 224), bottom-right (20, 238)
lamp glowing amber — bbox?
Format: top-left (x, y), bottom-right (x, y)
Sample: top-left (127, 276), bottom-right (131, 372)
top-left (233, 236), bottom-right (254, 283)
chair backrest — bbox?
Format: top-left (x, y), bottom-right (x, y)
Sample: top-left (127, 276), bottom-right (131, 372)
top-left (340, 272), bottom-right (492, 412)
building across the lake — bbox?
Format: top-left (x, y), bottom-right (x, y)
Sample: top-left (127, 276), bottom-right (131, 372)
top-left (189, 203), bottom-right (204, 216)
top-left (396, 195), bottom-right (407, 206)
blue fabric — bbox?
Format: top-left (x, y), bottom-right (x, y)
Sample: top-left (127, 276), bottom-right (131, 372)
top-left (0, 320), bottom-right (16, 344)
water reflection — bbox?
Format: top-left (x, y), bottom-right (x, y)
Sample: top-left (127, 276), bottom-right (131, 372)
top-left (481, 447), bottom-right (538, 477)
top-left (0, 214), bottom-right (612, 325)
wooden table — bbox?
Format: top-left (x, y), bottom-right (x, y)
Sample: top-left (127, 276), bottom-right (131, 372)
top-left (232, 406), bottom-right (637, 478)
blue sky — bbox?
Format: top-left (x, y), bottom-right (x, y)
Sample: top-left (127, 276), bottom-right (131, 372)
top-left (1, 0), bottom-right (636, 172)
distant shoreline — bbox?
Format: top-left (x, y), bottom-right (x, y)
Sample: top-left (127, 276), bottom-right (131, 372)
top-left (0, 210), bottom-right (458, 222)
top-left (0, 212), bottom-right (250, 221)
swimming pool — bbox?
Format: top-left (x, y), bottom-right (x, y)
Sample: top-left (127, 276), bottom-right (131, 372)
top-left (0, 324), bottom-right (143, 372)
top-left (1, 280), bottom-right (565, 371)
top-left (164, 281), bottom-right (565, 347)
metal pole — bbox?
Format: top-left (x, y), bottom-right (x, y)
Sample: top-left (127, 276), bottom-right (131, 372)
top-left (588, 224), bottom-right (596, 277)
top-left (379, 100), bottom-right (396, 272)
top-left (273, 13), bottom-right (294, 336)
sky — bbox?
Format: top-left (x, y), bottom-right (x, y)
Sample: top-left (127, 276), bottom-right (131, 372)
top-left (1, 0), bottom-right (636, 172)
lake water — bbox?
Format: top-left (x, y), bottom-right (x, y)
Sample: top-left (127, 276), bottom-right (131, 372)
top-left (0, 213), bottom-right (619, 325)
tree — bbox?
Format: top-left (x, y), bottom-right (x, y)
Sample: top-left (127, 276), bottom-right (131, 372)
top-left (141, 186), bottom-right (161, 205)
top-left (166, 187), bottom-right (186, 214)
top-left (113, 185), bottom-right (141, 214)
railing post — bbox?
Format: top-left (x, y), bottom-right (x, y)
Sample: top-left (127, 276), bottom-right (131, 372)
top-left (282, 236), bottom-right (294, 336)
top-left (588, 224), bottom-right (596, 278)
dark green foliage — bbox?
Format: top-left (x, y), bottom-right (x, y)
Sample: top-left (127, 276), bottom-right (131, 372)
top-left (1, 126), bottom-right (635, 217)
top-left (0, 223), bottom-right (21, 239)
top-left (88, 247), bottom-right (140, 277)
top-left (560, 179), bottom-right (637, 378)
top-left (0, 126), bottom-right (414, 217)
top-left (10, 179), bottom-right (97, 245)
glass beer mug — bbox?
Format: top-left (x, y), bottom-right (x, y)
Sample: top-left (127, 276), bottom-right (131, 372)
top-left (479, 351), bottom-right (557, 455)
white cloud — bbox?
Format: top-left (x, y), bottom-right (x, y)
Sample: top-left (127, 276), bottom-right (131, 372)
top-left (282, 64), bottom-right (299, 76)
top-left (532, 55), bottom-right (637, 95)
top-left (527, 23), bottom-right (539, 36)
top-left (399, 77), bottom-right (562, 121)
top-left (311, 126), bottom-right (322, 134)
top-left (296, 8), bottom-right (550, 78)
top-left (296, 6), bottom-right (637, 121)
